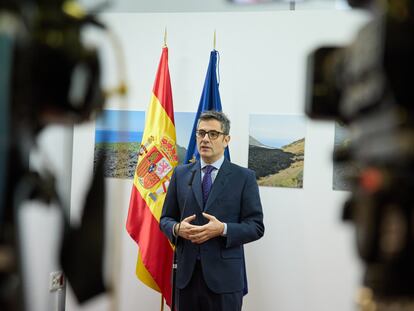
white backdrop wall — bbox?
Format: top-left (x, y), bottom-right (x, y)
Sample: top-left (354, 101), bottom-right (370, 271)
top-left (68, 10), bottom-right (369, 311)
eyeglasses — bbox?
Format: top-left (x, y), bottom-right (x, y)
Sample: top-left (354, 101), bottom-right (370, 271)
top-left (196, 130), bottom-right (226, 140)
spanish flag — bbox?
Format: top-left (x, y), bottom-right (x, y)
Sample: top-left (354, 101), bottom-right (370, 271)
top-left (126, 47), bottom-right (177, 307)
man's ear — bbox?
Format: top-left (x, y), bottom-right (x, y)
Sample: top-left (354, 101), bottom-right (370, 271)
top-left (224, 135), bottom-right (231, 147)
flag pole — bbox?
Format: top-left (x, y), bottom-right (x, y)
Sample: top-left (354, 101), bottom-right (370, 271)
top-left (164, 27), bottom-right (167, 47)
top-left (159, 30), bottom-right (169, 311)
top-left (213, 29), bottom-right (216, 50)
top-left (160, 31), bottom-right (169, 311)
top-left (160, 295), bottom-right (164, 311)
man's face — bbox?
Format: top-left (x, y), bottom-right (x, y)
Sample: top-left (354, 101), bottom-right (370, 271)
top-left (196, 119), bottom-right (230, 164)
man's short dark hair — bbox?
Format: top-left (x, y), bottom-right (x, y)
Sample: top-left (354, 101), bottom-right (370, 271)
top-left (197, 111), bottom-right (230, 135)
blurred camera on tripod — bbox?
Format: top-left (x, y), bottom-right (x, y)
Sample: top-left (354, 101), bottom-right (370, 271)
top-left (306, 0), bottom-right (414, 307)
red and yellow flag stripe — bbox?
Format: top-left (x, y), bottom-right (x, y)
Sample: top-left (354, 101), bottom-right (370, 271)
top-left (126, 47), bottom-right (177, 307)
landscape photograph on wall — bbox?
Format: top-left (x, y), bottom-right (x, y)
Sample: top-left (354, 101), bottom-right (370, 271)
top-left (174, 112), bottom-right (196, 164)
top-left (248, 114), bottom-right (306, 188)
top-left (94, 109), bottom-right (195, 179)
top-left (333, 122), bottom-right (357, 191)
top-left (94, 109), bottom-right (145, 179)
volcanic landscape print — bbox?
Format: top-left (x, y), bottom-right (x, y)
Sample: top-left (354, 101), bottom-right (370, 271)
top-left (248, 114), bottom-right (306, 188)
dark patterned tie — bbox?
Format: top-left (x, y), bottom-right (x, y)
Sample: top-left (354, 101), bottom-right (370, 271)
top-left (202, 165), bottom-right (215, 205)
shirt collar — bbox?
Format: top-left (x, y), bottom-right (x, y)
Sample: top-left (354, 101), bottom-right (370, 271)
top-left (200, 156), bottom-right (225, 171)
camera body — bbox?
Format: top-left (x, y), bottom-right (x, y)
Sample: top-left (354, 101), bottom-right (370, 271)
top-left (1, 0), bottom-right (104, 212)
top-left (0, 1), bottom-right (105, 309)
top-left (306, 0), bottom-right (414, 304)
top-left (1, 0), bottom-right (105, 208)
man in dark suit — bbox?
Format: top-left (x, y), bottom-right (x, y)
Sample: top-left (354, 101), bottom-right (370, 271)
top-left (160, 111), bottom-right (264, 311)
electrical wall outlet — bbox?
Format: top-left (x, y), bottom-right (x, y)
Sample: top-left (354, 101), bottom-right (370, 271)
top-left (49, 271), bottom-right (64, 292)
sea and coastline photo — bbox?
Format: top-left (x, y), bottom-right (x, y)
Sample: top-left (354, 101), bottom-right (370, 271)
top-left (94, 110), bottom-right (194, 179)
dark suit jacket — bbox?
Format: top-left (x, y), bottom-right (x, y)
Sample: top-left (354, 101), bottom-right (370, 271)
top-left (160, 158), bottom-right (264, 294)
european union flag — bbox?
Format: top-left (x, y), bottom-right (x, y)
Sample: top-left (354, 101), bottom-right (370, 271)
top-left (184, 50), bottom-right (230, 164)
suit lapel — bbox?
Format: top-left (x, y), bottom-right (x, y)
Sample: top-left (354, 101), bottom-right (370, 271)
top-left (204, 158), bottom-right (232, 212)
top-left (191, 163), bottom-right (203, 211)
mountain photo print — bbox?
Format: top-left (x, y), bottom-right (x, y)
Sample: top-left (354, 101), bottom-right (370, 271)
top-left (248, 114), bottom-right (306, 188)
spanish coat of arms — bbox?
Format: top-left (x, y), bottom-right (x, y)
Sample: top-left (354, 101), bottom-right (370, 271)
top-left (136, 135), bottom-right (178, 200)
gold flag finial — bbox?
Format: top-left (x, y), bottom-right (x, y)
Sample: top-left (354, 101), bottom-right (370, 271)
top-left (163, 27), bottom-right (167, 47)
top-left (213, 30), bottom-right (216, 50)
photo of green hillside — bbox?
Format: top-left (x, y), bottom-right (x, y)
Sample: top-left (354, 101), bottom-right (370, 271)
top-left (248, 114), bottom-right (306, 188)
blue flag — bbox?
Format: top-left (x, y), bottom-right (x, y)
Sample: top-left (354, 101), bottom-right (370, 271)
top-left (184, 50), bottom-right (230, 164)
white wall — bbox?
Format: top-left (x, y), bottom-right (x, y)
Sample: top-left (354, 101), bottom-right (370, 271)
top-left (68, 10), bottom-right (369, 311)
